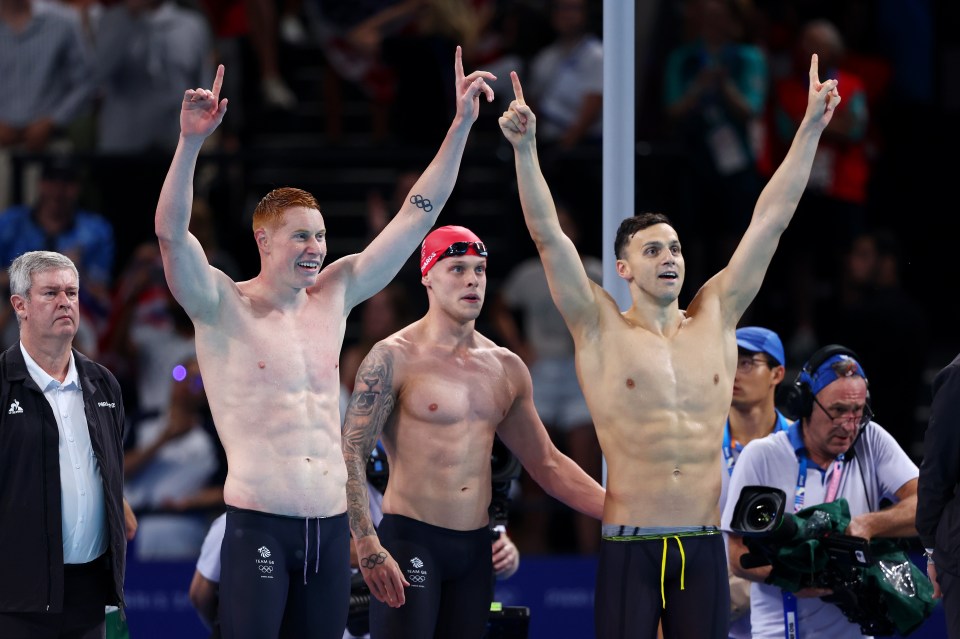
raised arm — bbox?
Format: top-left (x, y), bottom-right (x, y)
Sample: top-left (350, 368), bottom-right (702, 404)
top-left (499, 72), bottom-right (600, 333)
top-left (155, 65), bottom-right (229, 322)
top-left (716, 54), bottom-right (840, 322)
top-left (341, 47), bottom-right (495, 309)
top-left (341, 342), bottom-right (409, 607)
top-left (495, 355), bottom-right (604, 519)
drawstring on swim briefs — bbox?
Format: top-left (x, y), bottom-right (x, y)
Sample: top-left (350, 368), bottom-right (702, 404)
top-left (303, 517), bottom-right (321, 584)
top-left (660, 536), bottom-right (686, 608)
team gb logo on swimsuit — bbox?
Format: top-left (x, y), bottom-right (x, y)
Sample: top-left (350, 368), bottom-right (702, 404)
top-left (256, 546), bottom-right (274, 578)
top-left (407, 557), bottom-right (427, 587)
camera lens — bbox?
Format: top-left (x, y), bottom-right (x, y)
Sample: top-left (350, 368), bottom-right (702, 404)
top-left (745, 496), bottom-right (778, 532)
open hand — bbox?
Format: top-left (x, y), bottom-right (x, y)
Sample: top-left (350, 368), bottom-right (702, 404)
top-left (498, 72), bottom-right (536, 148)
top-left (181, 64), bottom-right (228, 140)
top-left (806, 54), bottom-right (841, 129)
top-left (454, 45), bottom-right (496, 124)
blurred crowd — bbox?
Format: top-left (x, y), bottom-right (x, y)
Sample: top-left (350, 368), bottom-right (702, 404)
top-left (0, 0), bottom-right (949, 558)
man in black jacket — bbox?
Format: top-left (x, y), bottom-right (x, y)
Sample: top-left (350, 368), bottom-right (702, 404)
top-left (917, 352), bottom-right (960, 638)
top-left (0, 250), bottom-right (127, 638)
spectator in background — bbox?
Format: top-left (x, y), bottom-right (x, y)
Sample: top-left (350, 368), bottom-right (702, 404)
top-left (826, 229), bottom-right (927, 455)
top-left (524, 0), bottom-right (601, 221)
top-left (92, 0), bottom-right (214, 263)
top-left (94, 0), bottom-right (213, 155)
top-left (124, 356), bottom-right (226, 561)
top-left (526, 0), bottom-right (602, 151)
top-left (0, 0), bottom-right (95, 211)
top-left (663, 0), bottom-right (767, 285)
top-left (0, 0), bottom-right (94, 152)
top-left (198, 0), bottom-right (297, 113)
top-left (0, 156), bottom-right (114, 353)
top-left (765, 18), bottom-right (871, 361)
top-left (98, 246), bottom-right (196, 416)
top-left (719, 326), bottom-right (791, 639)
top-left (491, 205), bottom-right (602, 555)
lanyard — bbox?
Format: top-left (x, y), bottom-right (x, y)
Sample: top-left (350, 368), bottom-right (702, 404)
top-left (723, 413), bottom-right (790, 476)
top-left (793, 456), bottom-right (845, 512)
top-left (783, 454), bottom-right (845, 638)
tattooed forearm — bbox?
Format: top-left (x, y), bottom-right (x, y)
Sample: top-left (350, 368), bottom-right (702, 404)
top-left (343, 345), bottom-right (397, 539)
top-left (346, 474), bottom-right (377, 538)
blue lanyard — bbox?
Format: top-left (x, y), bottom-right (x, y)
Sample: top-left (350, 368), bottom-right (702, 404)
top-left (783, 451), bottom-right (845, 638)
top-left (723, 412), bottom-right (790, 476)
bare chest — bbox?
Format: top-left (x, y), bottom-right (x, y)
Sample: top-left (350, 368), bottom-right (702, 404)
top-left (197, 305), bottom-right (346, 393)
top-left (399, 358), bottom-right (514, 427)
top-left (584, 318), bottom-right (735, 413)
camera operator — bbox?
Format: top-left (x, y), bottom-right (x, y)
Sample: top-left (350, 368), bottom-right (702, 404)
top-left (720, 345), bottom-right (920, 638)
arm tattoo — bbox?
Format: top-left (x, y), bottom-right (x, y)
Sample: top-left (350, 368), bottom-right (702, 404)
top-left (343, 345), bottom-right (396, 539)
top-left (409, 194), bottom-right (433, 213)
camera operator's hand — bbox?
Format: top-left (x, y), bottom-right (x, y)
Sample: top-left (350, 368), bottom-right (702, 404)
top-left (795, 586), bottom-right (834, 598)
top-left (844, 515), bottom-right (875, 540)
top-left (355, 536), bottom-right (410, 608)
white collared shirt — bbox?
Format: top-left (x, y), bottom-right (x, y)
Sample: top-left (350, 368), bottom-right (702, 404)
top-left (21, 343), bottom-right (107, 563)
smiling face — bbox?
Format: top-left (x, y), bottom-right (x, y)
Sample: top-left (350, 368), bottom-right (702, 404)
top-left (422, 254), bottom-right (487, 323)
top-left (12, 267), bottom-right (81, 344)
top-left (616, 223), bottom-right (685, 303)
top-left (256, 206), bottom-right (327, 288)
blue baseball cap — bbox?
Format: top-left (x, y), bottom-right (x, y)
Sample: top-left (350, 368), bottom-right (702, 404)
top-left (736, 326), bottom-right (785, 367)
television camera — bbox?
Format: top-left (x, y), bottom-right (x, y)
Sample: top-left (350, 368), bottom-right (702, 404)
top-left (730, 486), bottom-right (935, 636)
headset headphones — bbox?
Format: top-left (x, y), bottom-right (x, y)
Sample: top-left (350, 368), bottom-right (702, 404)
top-left (782, 344), bottom-right (864, 420)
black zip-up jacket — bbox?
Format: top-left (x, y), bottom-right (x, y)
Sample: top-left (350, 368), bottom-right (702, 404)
top-left (917, 352), bottom-right (960, 576)
top-left (0, 344), bottom-right (126, 612)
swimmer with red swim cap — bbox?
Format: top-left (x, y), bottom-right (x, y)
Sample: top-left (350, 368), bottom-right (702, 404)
top-left (343, 224), bottom-right (605, 639)
top-left (419, 225), bottom-right (488, 276)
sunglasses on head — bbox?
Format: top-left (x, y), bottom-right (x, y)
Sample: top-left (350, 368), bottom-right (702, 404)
top-left (441, 241), bottom-right (487, 258)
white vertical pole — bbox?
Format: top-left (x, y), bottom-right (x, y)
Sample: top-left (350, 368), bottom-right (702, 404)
top-left (602, 0), bottom-right (636, 313)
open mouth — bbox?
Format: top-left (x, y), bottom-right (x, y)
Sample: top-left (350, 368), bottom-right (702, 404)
top-left (658, 271), bottom-right (678, 280)
top-left (297, 260), bottom-right (320, 271)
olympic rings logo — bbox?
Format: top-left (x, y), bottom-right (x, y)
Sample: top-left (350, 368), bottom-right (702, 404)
top-left (410, 194), bottom-right (433, 212)
top-left (259, 565), bottom-right (274, 574)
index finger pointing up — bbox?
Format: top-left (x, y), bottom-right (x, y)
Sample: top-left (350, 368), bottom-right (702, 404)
top-left (455, 45), bottom-right (464, 82)
top-left (809, 53), bottom-right (819, 84)
top-left (212, 64), bottom-right (225, 99)
top-left (511, 71), bottom-right (525, 106)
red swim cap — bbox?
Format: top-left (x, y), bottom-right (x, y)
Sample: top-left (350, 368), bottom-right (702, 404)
top-left (419, 225), bottom-right (487, 276)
